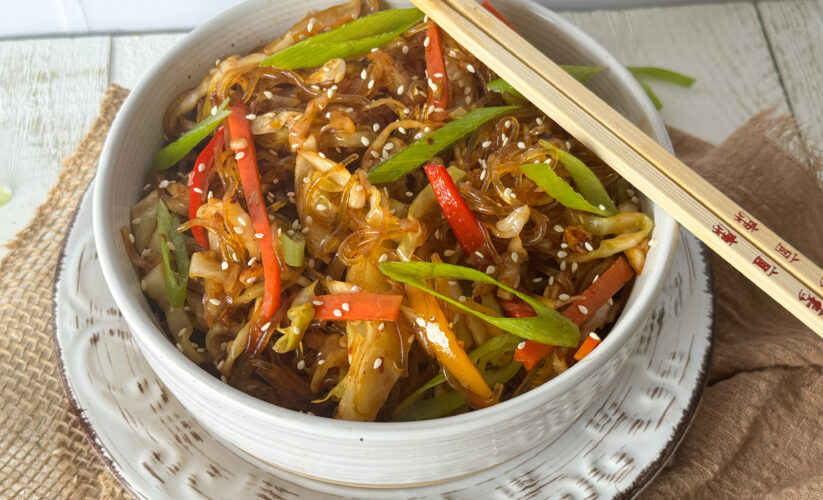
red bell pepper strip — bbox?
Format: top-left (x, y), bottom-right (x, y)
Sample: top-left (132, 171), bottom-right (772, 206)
top-left (512, 257), bottom-right (634, 370)
top-left (573, 332), bottom-right (602, 361)
top-left (188, 127), bottom-right (224, 248)
top-left (226, 101), bottom-right (280, 356)
top-left (424, 163), bottom-right (485, 256)
top-left (312, 293), bottom-right (403, 322)
top-left (425, 23), bottom-right (450, 122)
top-left (481, 0), bottom-right (517, 31)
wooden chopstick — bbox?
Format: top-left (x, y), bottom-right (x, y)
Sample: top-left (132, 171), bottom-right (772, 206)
top-left (410, 0), bottom-right (823, 336)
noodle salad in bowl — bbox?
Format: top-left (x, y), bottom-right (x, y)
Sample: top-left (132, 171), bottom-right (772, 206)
top-left (96, 0), bottom-right (676, 484)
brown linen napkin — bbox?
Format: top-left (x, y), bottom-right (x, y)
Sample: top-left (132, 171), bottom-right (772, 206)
top-left (639, 113), bottom-right (823, 499)
top-left (1, 86), bottom-right (821, 499)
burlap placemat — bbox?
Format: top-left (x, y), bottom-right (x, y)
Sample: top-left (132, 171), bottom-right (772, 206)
top-left (0, 84), bottom-right (130, 499)
top-left (2, 85), bottom-right (821, 499)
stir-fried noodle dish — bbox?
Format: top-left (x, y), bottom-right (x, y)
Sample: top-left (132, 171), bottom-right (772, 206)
top-left (126, 0), bottom-right (653, 422)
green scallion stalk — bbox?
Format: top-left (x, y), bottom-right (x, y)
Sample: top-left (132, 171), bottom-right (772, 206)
top-left (627, 66), bottom-right (696, 87)
top-left (156, 201), bottom-right (190, 308)
top-left (154, 99), bottom-right (230, 170)
top-left (0, 186), bottom-right (11, 208)
top-left (379, 262), bottom-right (578, 345)
top-left (260, 8), bottom-right (424, 69)
top-left (279, 232), bottom-right (306, 267)
top-left (367, 105), bottom-right (518, 184)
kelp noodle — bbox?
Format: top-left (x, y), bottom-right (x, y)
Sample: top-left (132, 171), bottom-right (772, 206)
top-left (124, 0), bottom-right (653, 422)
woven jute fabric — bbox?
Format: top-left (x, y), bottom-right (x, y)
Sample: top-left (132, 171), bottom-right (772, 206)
top-left (0, 84), bottom-right (130, 499)
top-left (2, 86), bottom-right (822, 499)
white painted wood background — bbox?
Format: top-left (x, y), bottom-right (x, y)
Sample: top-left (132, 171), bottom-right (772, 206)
top-left (1, 1), bottom-right (821, 260)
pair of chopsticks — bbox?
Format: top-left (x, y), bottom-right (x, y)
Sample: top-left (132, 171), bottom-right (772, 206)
top-left (409, 0), bottom-right (823, 336)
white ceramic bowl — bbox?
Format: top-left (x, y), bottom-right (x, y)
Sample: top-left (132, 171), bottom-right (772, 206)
top-left (94, 0), bottom-right (678, 487)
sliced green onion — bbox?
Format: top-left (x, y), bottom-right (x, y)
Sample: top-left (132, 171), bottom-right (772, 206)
top-left (154, 99), bottom-right (230, 170)
top-left (0, 186), bottom-right (11, 208)
top-left (487, 65), bottom-right (602, 102)
top-left (156, 201), bottom-right (190, 308)
top-left (279, 231), bottom-right (306, 267)
top-left (379, 262), bottom-right (578, 345)
top-left (520, 163), bottom-right (608, 215)
top-left (367, 105), bottom-right (518, 184)
top-left (538, 140), bottom-right (618, 216)
top-left (638, 81), bottom-right (662, 110)
top-left (627, 66), bottom-right (695, 87)
top-left (260, 8), bottom-right (424, 69)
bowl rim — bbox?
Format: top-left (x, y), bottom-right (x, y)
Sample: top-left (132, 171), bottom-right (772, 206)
top-left (93, 0), bottom-right (678, 437)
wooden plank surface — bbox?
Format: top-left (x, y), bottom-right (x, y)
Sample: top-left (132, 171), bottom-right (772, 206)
top-left (0, 36), bottom-right (109, 259)
top-left (562, 2), bottom-right (788, 144)
top-left (111, 33), bottom-right (186, 89)
top-left (758, 0), bottom-right (823, 164)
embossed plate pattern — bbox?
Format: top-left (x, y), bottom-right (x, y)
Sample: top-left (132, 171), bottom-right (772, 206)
top-left (54, 187), bottom-right (712, 499)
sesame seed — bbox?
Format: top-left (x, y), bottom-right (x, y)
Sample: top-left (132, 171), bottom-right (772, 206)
top-left (378, 253), bottom-right (388, 263)
top-left (482, 140), bottom-right (492, 148)
top-left (326, 88), bottom-right (334, 98)
top-left (593, 274), bottom-right (600, 283)
top-left (384, 143), bottom-right (394, 151)
top-left (254, 232), bottom-right (264, 239)
top-left (503, 187), bottom-right (514, 199)
top-left (221, 375), bottom-right (227, 383)
top-left (608, 298), bottom-right (614, 306)
top-left (405, 191), bottom-right (414, 198)
top-left (341, 302), bottom-right (350, 312)
top-left (263, 90), bottom-right (273, 99)
top-left (360, 69), bottom-right (367, 80)
top-left (370, 151), bottom-right (379, 158)
top-left (398, 126), bottom-right (406, 134)
top-left (558, 293), bottom-right (570, 300)
top-left (396, 85), bottom-right (404, 95)
top-left (434, 229), bottom-right (441, 239)
top-left (193, 187), bottom-right (203, 194)
top-left (486, 265), bottom-right (496, 274)
top-left (333, 309), bottom-right (342, 317)
top-left (501, 135), bottom-right (508, 146)
top-left (590, 332), bottom-right (602, 341)
top-left (517, 341), bottom-right (526, 350)
top-left (261, 321), bottom-right (272, 331)
top-left (373, 358), bottom-right (383, 369)
top-left (536, 117), bottom-right (544, 125)
top-left (158, 180), bottom-right (170, 189)
top-left (246, 277), bottom-right (257, 284)
top-left (367, 79), bottom-right (375, 90)
top-left (316, 203), bottom-right (327, 211)
top-left (554, 225), bottom-right (564, 233)
top-left (378, 322), bottom-right (385, 331)
top-left (246, 113), bottom-right (257, 120)
top-left (176, 343), bottom-right (183, 352)
top-left (533, 277), bottom-right (543, 283)
top-left (233, 226), bottom-right (243, 234)
top-left (549, 276), bottom-right (555, 285)
top-left (361, 136), bottom-right (370, 147)
top-left (560, 261), bottom-right (567, 271)
top-left (317, 359), bottom-right (325, 366)
top-left (560, 243), bottom-right (568, 249)
top-left (427, 79), bottom-right (437, 91)
top-left (235, 152), bottom-right (246, 160)
top-left (571, 262), bottom-right (578, 272)
top-left (557, 250), bottom-right (568, 258)
top-left (177, 328), bottom-right (187, 338)
top-left (511, 252), bottom-right (519, 263)
top-left (221, 261), bottom-right (228, 270)
top-left (584, 242), bottom-right (594, 251)
top-left (598, 204), bottom-right (606, 211)
top-left (466, 64), bottom-right (476, 73)
top-left (458, 296), bottom-right (467, 303)
top-left (479, 169), bottom-right (486, 181)
top-left (402, 45), bottom-right (409, 54)
top-left (444, 249), bottom-right (456, 257)
top-left (578, 305), bottom-right (589, 314)
top-left (415, 317), bottom-right (426, 327)
top-left (297, 360), bottom-right (306, 370)
top-left (423, 36), bottom-right (430, 47)
top-left (209, 298), bottom-right (221, 306)
top-left (649, 238), bottom-right (656, 247)
top-left (517, 141), bottom-right (526, 149)
top-left (306, 18), bottom-right (315, 32)
top-left (312, 300), bottom-right (324, 307)
top-left (211, 106), bottom-right (217, 116)
top-left (128, 233), bottom-right (135, 244)
top-left (504, 120), bottom-right (511, 129)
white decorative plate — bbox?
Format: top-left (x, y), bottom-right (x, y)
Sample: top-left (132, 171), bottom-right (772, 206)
top-left (54, 187), bottom-right (713, 499)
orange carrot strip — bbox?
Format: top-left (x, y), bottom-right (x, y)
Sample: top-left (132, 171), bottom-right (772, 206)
top-left (573, 332), bottom-right (602, 361)
top-left (312, 293), bottom-right (403, 322)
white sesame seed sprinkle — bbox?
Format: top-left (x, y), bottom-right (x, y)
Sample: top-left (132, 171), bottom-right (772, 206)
top-left (466, 64), bottom-right (475, 73)
top-left (533, 277), bottom-right (543, 283)
top-left (221, 261), bottom-right (229, 270)
top-left (590, 332), bottom-right (602, 341)
top-left (482, 140), bottom-right (492, 148)
top-left (209, 298), bottom-right (221, 306)
top-left (557, 250), bottom-right (568, 258)
top-left (486, 265), bottom-right (496, 274)
top-left (554, 224), bottom-right (564, 233)
top-left (517, 341), bottom-right (526, 350)
top-left (558, 293), bottom-right (570, 300)
top-left (193, 187), bottom-right (203, 194)
top-left (373, 358), bottom-right (383, 370)
top-left (341, 302), bottom-right (350, 312)
top-left (444, 249), bottom-right (456, 257)
top-left (423, 36), bottom-right (430, 47)
top-left (158, 180), bottom-right (170, 189)
top-left (235, 151), bottom-right (246, 160)
top-left (458, 296), bottom-right (467, 303)
top-left (598, 204), bottom-right (606, 211)
top-left (297, 360), bottom-right (306, 370)
top-left (378, 253), bottom-right (388, 263)
top-left (367, 79), bottom-right (375, 90)
top-left (517, 141), bottom-right (526, 149)
top-left (361, 136), bottom-right (370, 147)
top-left (571, 262), bottom-right (578, 273)
top-left (246, 113), bottom-right (257, 120)
top-left (402, 45), bottom-right (409, 54)
top-left (128, 233), bottom-right (135, 244)
top-left (511, 252), bottom-right (519, 263)
top-left (578, 305), bottom-right (589, 314)
top-left (560, 261), bottom-right (567, 271)
top-left (254, 232), bottom-right (264, 239)
top-left (415, 317), bottom-right (426, 327)
top-left (263, 90), bottom-right (273, 99)
top-left (584, 242), bottom-right (594, 252)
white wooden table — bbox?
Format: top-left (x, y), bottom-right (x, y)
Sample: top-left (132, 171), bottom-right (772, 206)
top-left (1, 1), bottom-right (821, 260)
